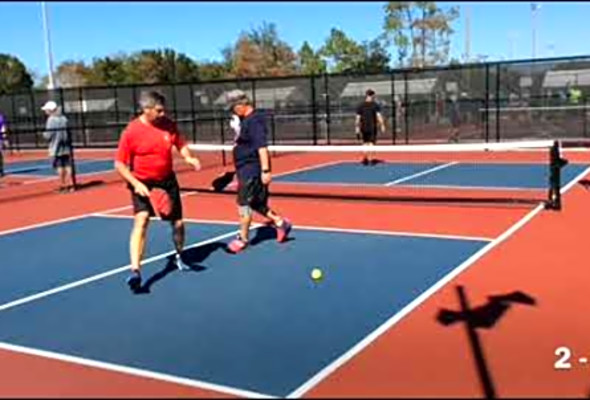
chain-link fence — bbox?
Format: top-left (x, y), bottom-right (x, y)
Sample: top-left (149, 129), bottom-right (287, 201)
top-left (1, 55), bottom-right (589, 150)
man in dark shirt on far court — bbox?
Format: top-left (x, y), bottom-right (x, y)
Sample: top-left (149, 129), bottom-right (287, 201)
top-left (225, 89), bottom-right (292, 254)
top-left (355, 89), bottom-right (385, 165)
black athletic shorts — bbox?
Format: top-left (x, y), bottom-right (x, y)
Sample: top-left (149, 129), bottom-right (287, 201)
top-left (53, 154), bottom-right (72, 169)
top-left (237, 176), bottom-right (269, 215)
top-left (129, 173), bottom-right (183, 221)
top-left (361, 130), bottom-right (377, 144)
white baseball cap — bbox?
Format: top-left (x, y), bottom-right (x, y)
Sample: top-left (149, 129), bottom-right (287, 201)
top-left (41, 100), bottom-right (58, 112)
top-left (225, 89), bottom-right (249, 110)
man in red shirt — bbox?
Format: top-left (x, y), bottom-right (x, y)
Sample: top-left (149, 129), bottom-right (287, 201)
top-left (115, 90), bottom-right (201, 292)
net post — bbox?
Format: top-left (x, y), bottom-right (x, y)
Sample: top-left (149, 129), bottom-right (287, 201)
top-left (546, 140), bottom-right (563, 211)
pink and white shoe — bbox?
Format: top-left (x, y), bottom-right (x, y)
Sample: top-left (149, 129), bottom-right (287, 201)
top-left (228, 236), bottom-right (248, 253)
top-left (276, 218), bottom-right (292, 243)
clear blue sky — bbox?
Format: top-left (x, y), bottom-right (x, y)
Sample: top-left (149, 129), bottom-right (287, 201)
top-left (0, 1), bottom-right (589, 81)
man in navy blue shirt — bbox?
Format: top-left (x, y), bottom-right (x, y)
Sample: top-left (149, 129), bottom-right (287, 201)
top-left (225, 89), bottom-right (292, 253)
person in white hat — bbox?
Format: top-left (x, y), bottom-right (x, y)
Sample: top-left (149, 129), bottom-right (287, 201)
top-left (224, 89), bottom-right (292, 253)
top-left (41, 100), bottom-right (75, 192)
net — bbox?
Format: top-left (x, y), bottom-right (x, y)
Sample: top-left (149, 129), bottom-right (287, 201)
top-left (183, 140), bottom-right (581, 210)
top-left (1, 139), bottom-right (582, 210)
top-left (0, 144), bottom-right (231, 204)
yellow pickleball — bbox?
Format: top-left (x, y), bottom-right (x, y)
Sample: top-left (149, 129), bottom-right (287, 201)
top-left (311, 268), bottom-right (323, 281)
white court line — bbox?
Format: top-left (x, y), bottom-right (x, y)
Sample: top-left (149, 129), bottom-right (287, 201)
top-left (223, 160), bottom-right (348, 190)
top-left (94, 214), bottom-right (495, 243)
top-left (384, 162), bottom-right (458, 186)
top-left (0, 187), bottom-right (199, 238)
top-left (286, 164), bottom-right (590, 399)
top-left (21, 169), bottom-right (120, 185)
top-left (0, 227), bottom-right (251, 313)
top-left (400, 184), bottom-right (543, 192)
top-left (0, 204), bottom-right (134, 238)
top-left (270, 180), bottom-right (543, 192)
top-left (275, 160), bottom-right (347, 177)
top-left (7, 158), bottom-right (113, 175)
top-left (0, 341), bottom-right (274, 399)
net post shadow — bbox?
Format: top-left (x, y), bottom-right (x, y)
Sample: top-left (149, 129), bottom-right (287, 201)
top-left (436, 285), bottom-right (537, 399)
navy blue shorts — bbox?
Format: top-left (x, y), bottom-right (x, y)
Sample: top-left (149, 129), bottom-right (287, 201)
top-left (237, 176), bottom-right (269, 215)
top-left (52, 154), bottom-right (72, 169)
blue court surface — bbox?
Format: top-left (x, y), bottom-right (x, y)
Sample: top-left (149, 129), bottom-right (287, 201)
top-left (0, 215), bottom-right (491, 397)
top-left (275, 161), bottom-right (589, 190)
top-left (5, 159), bottom-right (113, 177)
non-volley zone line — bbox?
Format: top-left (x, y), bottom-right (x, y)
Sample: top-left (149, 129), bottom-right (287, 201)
top-left (95, 213), bottom-right (496, 243)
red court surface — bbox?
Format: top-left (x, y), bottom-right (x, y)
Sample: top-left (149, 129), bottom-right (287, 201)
top-left (0, 147), bottom-right (589, 397)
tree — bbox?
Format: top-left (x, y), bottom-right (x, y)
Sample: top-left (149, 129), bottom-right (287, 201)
top-left (383, 1), bottom-right (459, 68)
top-left (87, 55), bottom-right (130, 85)
top-left (0, 54), bottom-right (34, 94)
top-left (126, 49), bottom-right (200, 84)
top-left (246, 22), bottom-right (298, 76)
top-left (220, 45), bottom-right (236, 78)
top-left (198, 61), bottom-right (230, 81)
top-left (319, 28), bottom-right (365, 73)
top-left (228, 22), bottom-right (298, 78)
top-left (297, 41), bottom-right (326, 75)
top-left (358, 38), bottom-right (391, 73)
top-left (232, 34), bottom-right (266, 78)
top-left (54, 60), bottom-right (93, 87)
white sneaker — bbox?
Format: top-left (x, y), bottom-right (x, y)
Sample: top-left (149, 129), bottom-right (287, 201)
top-left (175, 254), bottom-right (191, 271)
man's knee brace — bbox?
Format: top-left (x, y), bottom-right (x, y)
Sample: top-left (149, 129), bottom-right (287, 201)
top-left (238, 205), bottom-right (252, 218)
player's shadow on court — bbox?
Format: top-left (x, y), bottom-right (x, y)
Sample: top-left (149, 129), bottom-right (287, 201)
top-left (436, 286), bottom-right (537, 399)
top-left (134, 241), bottom-right (227, 294)
top-left (249, 224), bottom-right (295, 246)
top-left (74, 180), bottom-right (104, 190)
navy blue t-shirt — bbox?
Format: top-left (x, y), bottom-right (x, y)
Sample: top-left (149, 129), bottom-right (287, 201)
top-left (232, 110), bottom-right (268, 181)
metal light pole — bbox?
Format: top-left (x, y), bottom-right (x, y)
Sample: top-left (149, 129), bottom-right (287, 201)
top-left (464, 3), bottom-right (471, 63)
top-left (508, 31), bottom-right (517, 60)
top-left (41, 1), bottom-right (56, 89)
top-left (531, 3), bottom-right (541, 59)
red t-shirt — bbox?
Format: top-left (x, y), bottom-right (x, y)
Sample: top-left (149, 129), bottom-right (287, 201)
top-left (116, 117), bottom-right (186, 182)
